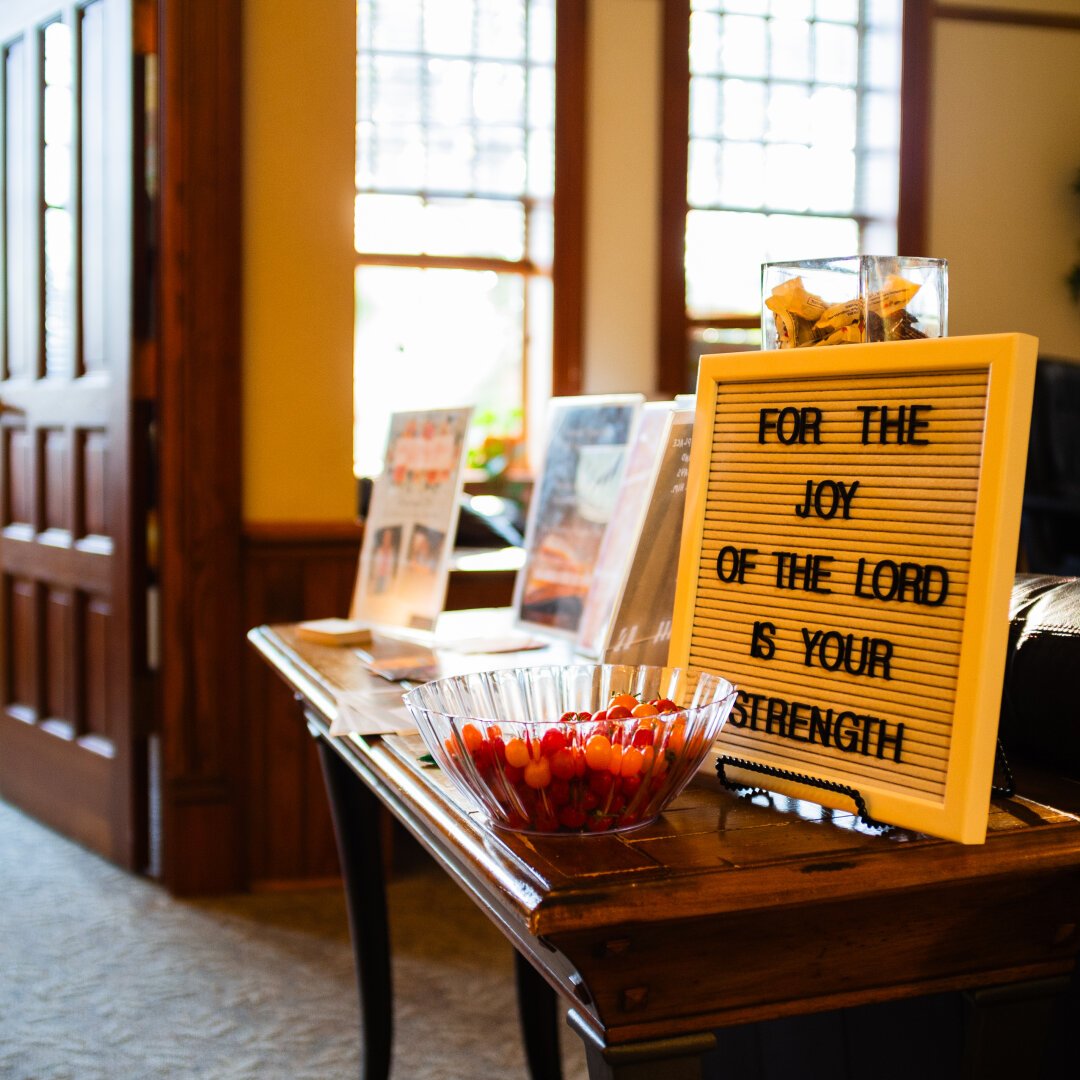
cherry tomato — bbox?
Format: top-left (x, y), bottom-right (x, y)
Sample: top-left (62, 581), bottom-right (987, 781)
top-left (472, 741), bottom-right (494, 773)
top-left (607, 705), bottom-right (632, 721)
top-left (541, 729), bottom-right (567, 757)
top-left (558, 805), bottom-right (586, 830)
top-left (588, 770), bottom-right (614, 796)
top-left (609, 693), bottom-right (638, 710)
top-left (585, 734), bottom-right (612, 771)
top-left (548, 778), bottom-right (571, 805)
top-left (607, 743), bottom-right (624, 775)
top-left (592, 709), bottom-right (608, 725)
top-left (587, 814), bottom-right (614, 833)
top-left (652, 698), bottom-right (679, 714)
top-left (461, 723), bottom-right (484, 753)
top-left (621, 774), bottom-right (642, 798)
top-left (632, 728), bottom-right (654, 748)
top-left (505, 737), bottom-right (530, 769)
top-left (572, 746), bottom-right (587, 778)
top-left (620, 746), bottom-right (644, 777)
top-left (489, 736), bottom-right (506, 763)
top-left (523, 758), bottom-right (552, 789)
top-left (631, 702), bottom-right (658, 719)
top-left (550, 747), bottom-right (576, 781)
top-left (503, 763), bottom-right (523, 785)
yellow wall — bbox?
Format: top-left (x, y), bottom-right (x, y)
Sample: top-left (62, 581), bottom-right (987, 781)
top-left (242, 0), bottom-right (357, 522)
top-left (927, 8), bottom-right (1080, 360)
top-left (583, 0), bottom-right (663, 395)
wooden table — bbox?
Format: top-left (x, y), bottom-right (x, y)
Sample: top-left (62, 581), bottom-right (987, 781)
top-left (249, 621), bottom-right (1080, 1080)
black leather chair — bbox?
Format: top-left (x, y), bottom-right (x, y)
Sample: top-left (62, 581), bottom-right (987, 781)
top-left (1019, 359), bottom-right (1080, 576)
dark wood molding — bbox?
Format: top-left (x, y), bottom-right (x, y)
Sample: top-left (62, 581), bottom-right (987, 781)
top-left (552, 0), bottom-right (587, 398)
top-left (657, 0), bottom-right (691, 397)
top-left (935, 4), bottom-right (1080, 32)
top-left (898, 0), bottom-right (934, 256)
top-left (157, 0), bottom-right (246, 895)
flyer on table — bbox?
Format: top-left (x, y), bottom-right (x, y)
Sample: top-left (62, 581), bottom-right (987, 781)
top-left (351, 407), bottom-right (473, 633)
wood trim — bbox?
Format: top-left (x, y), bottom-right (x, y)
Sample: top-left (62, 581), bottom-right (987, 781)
top-left (657, 0), bottom-right (691, 397)
top-left (934, 4), bottom-right (1080, 32)
top-left (157, 0), bottom-right (245, 895)
top-left (356, 252), bottom-right (539, 275)
top-left (688, 315), bottom-right (759, 330)
top-left (552, 0), bottom-right (587, 397)
top-left (898, 0), bottom-right (933, 256)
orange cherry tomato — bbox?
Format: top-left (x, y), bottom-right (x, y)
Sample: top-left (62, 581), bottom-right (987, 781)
top-left (461, 723), bottom-right (484, 752)
top-left (609, 693), bottom-right (638, 710)
top-left (585, 734), bottom-right (612, 771)
top-left (620, 747), bottom-right (644, 777)
top-left (505, 737), bottom-right (530, 769)
top-left (607, 743), bottom-right (624, 775)
top-left (631, 702), bottom-right (658, 719)
top-left (523, 758), bottom-right (552, 789)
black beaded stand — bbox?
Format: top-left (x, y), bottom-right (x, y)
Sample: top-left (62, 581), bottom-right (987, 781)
top-left (716, 739), bottom-right (1015, 834)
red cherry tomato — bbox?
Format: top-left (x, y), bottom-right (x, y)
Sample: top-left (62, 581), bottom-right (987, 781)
top-left (607, 705), bottom-right (631, 721)
top-left (558, 805), bottom-right (586, 830)
top-left (541, 729), bottom-right (567, 757)
top-left (550, 747), bottom-right (576, 781)
top-left (653, 698), bottom-right (679, 714)
top-left (632, 728), bottom-right (654, 748)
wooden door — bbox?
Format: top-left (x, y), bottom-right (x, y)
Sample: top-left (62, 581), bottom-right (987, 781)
top-left (0, 0), bottom-right (142, 868)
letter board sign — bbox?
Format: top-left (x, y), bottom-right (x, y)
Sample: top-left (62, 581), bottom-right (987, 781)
top-left (668, 334), bottom-right (1037, 842)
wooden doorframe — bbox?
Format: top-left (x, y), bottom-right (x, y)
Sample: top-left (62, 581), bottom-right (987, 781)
top-left (156, 0), bottom-right (246, 895)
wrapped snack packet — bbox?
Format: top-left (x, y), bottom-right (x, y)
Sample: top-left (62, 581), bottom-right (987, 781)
top-left (765, 276), bottom-right (827, 322)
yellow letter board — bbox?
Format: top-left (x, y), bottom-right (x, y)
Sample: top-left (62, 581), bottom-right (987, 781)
top-left (668, 334), bottom-right (1037, 843)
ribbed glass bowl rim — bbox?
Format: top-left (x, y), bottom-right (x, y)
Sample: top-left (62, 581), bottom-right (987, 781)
top-left (402, 662), bottom-right (737, 726)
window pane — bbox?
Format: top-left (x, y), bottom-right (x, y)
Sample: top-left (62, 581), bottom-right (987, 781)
top-left (527, 128), bottom-right (553, 197)
top-left (814, 23), bottom-right (858, 86)
top-left (355, 267), bottom-right (526, 476)
top-left (864, 90), bottom-right (900, 151)
top-left (686, 209), bottom-right (767, 315)
top-left (815, 0), bottom-right (858, 23)
top-left (721, 142), bottom-right (765, 207)
top-left (474, 62), bottom-right (526, 124)
top-left (767, 84), bottom-right (810, 144)
top-left (690, 11), bottom-right (722, 74)
top-left (424, 0), bottom-right (475, 56)
top-left (771, 0), bottom-right (811, 18)
top-left (474, 128), bottom-right (526, 194)
top-left (770, 18), bottom-right (809, 81)
top-left (690, 77), bottom-right (720, 138)
top-left (721, 16), bottom-right (767, 77)
top-left (477, 0), bottom-right (526, 59)
top-left (765, 213), bottom-right (858, 261)
top-left (529, 0), bottom-right (555, 62)
top-left (805, 147), bottom-right (855, 213)
top-left (428, 59), bottom-right (472, 123)
top-left (859, 150), bottom-right (900, 218)
top-left (723, 78), bottom-right (766, 141)
top-left (865, 29), bottom-right (902, 90)
top-left (367, 0), bottom-right (422, 51)
top-left (372, 56), bottom-right (423, 123)
top-left (426, 125), bottom-right (474, 191)
top-left (528, 64), bottom-right (554, 129)
top-left (765, 144), bottom-right (810, 211)
top-left (810, 86), bottom-right (856, 149)
top-left (688, 139), bottom-right (722, 205)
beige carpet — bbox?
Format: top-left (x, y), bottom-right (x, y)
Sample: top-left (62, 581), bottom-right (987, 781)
top-left (0, 797), bottom-right (589, 1080)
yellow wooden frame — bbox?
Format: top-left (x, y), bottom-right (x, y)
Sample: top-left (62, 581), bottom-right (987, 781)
top-left (669, 333), bottom-right (1038, 843)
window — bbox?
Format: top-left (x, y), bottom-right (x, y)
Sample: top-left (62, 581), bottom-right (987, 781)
top-left (354, 0), bottom-right (565, 478)
top-left (660, 0), bottom-right (904, 384)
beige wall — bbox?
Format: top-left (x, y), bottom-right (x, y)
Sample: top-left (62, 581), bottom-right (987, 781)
top-left (582, 0), bottom-right (663, 395)
top-left (926, 9), bottom-right (1080, 360)
top-left (242, 0), bottom-right (357, 523)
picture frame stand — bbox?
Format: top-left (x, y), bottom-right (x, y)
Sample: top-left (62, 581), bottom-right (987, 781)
top-left (716, 740), bottom-right (1016, 833)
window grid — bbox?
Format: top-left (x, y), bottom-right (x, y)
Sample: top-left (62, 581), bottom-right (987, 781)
top-left (354, 0), bottom-right (556, 477)
top-left (686, 0), bottom-right (901, 320)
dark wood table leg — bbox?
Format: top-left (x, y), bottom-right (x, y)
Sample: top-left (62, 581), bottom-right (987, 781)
top-left (315, 733), bottom-right (392, 1080)
top-left (515, 951), bottom-right (564, 1080)
top-left (567, 1010), bottom-right (716, 1080)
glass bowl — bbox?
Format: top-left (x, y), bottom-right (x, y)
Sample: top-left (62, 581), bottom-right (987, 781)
top-left (403, 664), bottom-right (737, 835)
